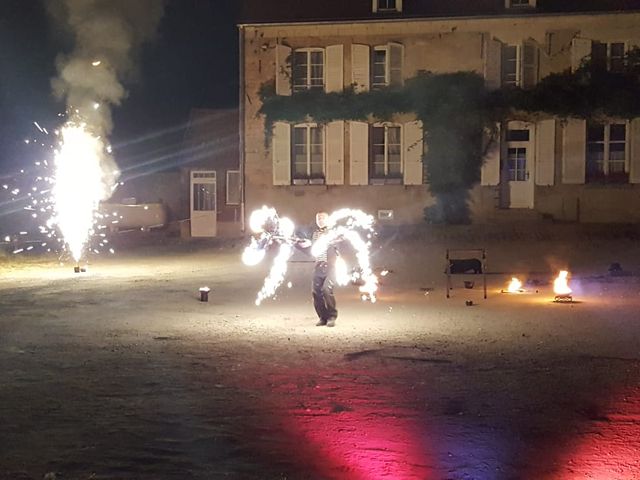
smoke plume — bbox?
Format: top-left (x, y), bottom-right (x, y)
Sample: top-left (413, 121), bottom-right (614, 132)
top-left (47, 0), bottom-right (165, 194)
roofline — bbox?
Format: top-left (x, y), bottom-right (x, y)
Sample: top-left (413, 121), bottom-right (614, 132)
top-left (237, 9), bottom-right (640, 28)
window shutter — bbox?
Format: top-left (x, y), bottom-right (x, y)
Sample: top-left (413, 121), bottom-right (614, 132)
top-left (562, 119), bottom-right (586, 184)
top-left (326, 121), bottom-right (345, 185)
top-left (349, 121), bottom-right (369, 185)
top-left (571, 38), bottom-right (592, 72)
top-left (403, 121), bottom-right (423, 185)
top-left (325, 45), bottom-right (344, 93)
top-left (629, 118), bottom-right (640, 184)
top-left (484, 37), bottom-right (502, 90)
top-left (535, 119), bottom-right (555, 186)
top-left (351, 44), bottom-right (370, 92)
top-left (275, 44), bottom-right (292, 96)
top-left (272, 122), bottom-right (291, 185)
top-left (481, 125), bottom-right (501, 186)
top-left (388, 42), bottom-right (404, 86)
top-left (521, 40), bottom-right (539, 89)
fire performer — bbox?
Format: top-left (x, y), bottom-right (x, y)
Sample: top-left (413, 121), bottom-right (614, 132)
top-left (297, 212), bottom-right (340, 327)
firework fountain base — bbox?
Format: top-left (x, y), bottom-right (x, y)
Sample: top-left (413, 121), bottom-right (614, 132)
top-left (199, 287), bottom-right (210, 302)
top-left (554, 294), bottom-right (573, 303)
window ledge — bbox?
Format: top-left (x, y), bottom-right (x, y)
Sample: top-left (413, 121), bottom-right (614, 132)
top-left (370, 178), bottom-right (403, 185)
top-left (292, 178), bottom-right (326, 186)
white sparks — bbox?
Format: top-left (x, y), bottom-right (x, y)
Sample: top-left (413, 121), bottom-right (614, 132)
top-left (92, 60), bottom-right (101, 66)
top-left (50, 123), bottom-right (116, 261)
top-left (335, 256), bottom-right (351, 286)
top-left (255, 242), bottom-right (293, 305)
top-left (242, 238), bottom-right (267, 266)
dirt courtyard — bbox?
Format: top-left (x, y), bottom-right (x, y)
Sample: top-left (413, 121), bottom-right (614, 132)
top-left (1, 227), bottom-right (640, 479)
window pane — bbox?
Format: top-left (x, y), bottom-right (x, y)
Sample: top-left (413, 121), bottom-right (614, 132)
top-left (293, 51), bottom-right (308, 90)
top-left (609, 142), bottom-right (626, 161)
top-left (387, 127), bottom-right (401, 145)
top-left (193, 183), bottom-right (215, 211)
top-left (587, 124), bottom-right (605, 142)
top-left (610, 124), bottom-right (626, 142)
top-left (501, 46), bottom-right (518, 87)
top-left (506, 129), bottom-right (530, 142)
top-left (591, 42), bottom-right (607, 70)
top-left (611, 43), bottom-right (625, 71)
top-left (507, 148), bottom-right (527, 181)
top-left (372, 49), bottom-right (387, 87)
top-left (372, 127), bottom-right (385, 144)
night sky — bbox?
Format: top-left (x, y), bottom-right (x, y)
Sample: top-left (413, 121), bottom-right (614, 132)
top-left (0, 0), bottom-right (238, 175)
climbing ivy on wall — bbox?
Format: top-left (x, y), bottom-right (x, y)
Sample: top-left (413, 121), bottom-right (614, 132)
top-left (258, 49), bottom-right (640, 224)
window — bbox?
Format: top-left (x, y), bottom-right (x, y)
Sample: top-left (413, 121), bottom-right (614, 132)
top-left (586, 123), bottom-right (628, 182)
top-left (372, 47), bottom-right (387, 89)
top-left (292, 125), bottom-right (324, 182)
top-left (292, 49), bottom-right (324, 92)
top-left (501, 43), bottom-right (537, 88)
top-left (504, 127), bottom-right (531, 183)
top-left (507, 148), bottom-right (527, 181)
top-left (591, 42), bottom-right (625, 72)
top-left (373, 0), bottom-right (401, 12)
top-left (501, 45), bottom-right (518, 87)
top-left (226, 170), bottom-right (241, 205)
top-left (371, 43), bottom-right (403, 89)
top-left (193, 183), bottom-right (216, 211)
top-left (371, 125), bottom-right (402, 181)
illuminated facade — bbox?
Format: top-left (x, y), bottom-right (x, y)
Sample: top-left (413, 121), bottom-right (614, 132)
top-left (239, 1), bottom-right (640, 224)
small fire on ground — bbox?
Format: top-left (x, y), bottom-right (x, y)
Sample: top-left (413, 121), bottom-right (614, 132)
top-left (553, 270), bottom-right (573, 302)
top-left (503, 277), bottom-right (524, 293)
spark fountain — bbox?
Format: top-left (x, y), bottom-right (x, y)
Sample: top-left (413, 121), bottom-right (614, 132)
top-left (49, 121), bottom-right (118, 268)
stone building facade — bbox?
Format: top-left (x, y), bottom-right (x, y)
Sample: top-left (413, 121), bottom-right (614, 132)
top-left (239, 1), bottom-right (640, 225)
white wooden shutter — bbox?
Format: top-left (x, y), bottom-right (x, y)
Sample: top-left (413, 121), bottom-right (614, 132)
top-left (571, 38), bottom-right (592, 72)
top-left (481, 125), bottom-right (501, 186)
top-left (629, 118), bottom-right (640, 184)
top-left (403, 121), bottom-right (423, 185)
top-left (388, 42), bottom-right (404, 86)
top-left (562, 119), bottom-right (586, 184)
top-left (326, 121), bottom-right (345, 185)
top-left (326, 45), bottom-right (344, 93)
top-left (351, 44), bottom-right (370, 92)
top-left (349, 121), bottom-right (369, 185)
top-left (521, 40), bottom-right (539, 89)
top-left (275, 44), bottom-right (292, 96)
top-left (535, 119), bottom-right (556, 186)
top-left (272, 122), bottom-right (291, 185)
top-left (484, 37), bottom-right (502, 90)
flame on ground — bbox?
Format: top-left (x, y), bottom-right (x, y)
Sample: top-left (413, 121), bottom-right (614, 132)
top-left (507, 277), bottom-right (523, 293)
top-left (553, 270), bottom-right (572, 296)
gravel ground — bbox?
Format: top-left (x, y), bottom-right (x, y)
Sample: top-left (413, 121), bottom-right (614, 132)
top-left (1, 228), bottom-right (640, 479)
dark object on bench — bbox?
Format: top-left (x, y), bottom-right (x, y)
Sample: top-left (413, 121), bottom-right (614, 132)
top-left (447, 258), bottom-right (483, 274)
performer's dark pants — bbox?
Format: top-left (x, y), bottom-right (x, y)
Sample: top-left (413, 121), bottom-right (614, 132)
top-left (312, 261), bottom-right (337, 321)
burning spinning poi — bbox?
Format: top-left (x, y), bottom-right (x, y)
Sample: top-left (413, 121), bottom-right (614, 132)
top-left (242, 206), bottom-right (379, 305)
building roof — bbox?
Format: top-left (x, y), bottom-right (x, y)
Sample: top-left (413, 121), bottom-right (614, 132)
top-left (239, 0), bottom-right (640, 25)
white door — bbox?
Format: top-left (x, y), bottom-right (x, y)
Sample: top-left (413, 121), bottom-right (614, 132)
top-left (190, 170), bottom-right (217, 237)
top-left (504, 123), bottom-right (535, 209)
